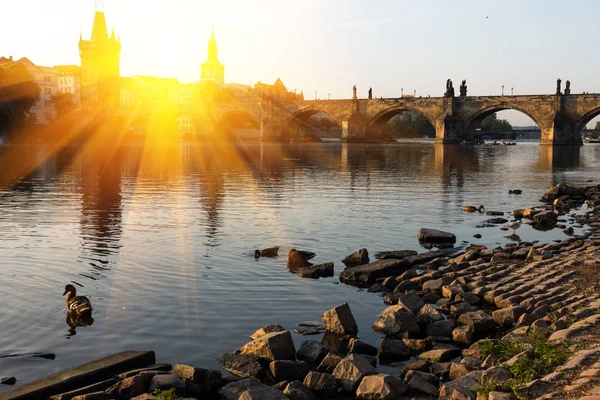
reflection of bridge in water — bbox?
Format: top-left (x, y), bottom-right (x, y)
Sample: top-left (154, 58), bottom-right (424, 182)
top-left (208, 92), bottom-right (600, 146)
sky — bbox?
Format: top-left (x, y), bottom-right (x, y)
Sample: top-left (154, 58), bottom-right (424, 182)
top-left (2, 0), bottom-right (599, 126)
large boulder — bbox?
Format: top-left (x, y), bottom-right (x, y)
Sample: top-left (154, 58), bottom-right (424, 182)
top-left (239, 386), bottom-right (288, 400)
top-left (492, 306), bottom-right (527, 327)
top-left (218, 378), bottom-right (264, 400)
top-left (296, 340), bottom-right (331, 365)
top-left (372, 305), bottom-right (419, 336)
top-left (149, 374), bottom-right (186, 397)
top-left (269, 360), bottom-right (311, 382)
top-left (348, 338), bottom-right (378, 356)
top-left (332, 354), bottom-right (377, 392)
top-left (321, 303), bottom-right (358, 335)
top-left (397, 293), bottom-right (424, 314)
top-left (377, 338), bottom-right (410, 362)
top-left (356, 374), bottom-right (407, 400)
top-left (250, 324), bottom-right (286, 340)
top-left (217, 353), bottom-right (264, 379)
top-left (418, 228), bottom-right (457, 244)
top-left (237, 331), bottom-right (296, 361)
top-left (317, 352), bottom-right (343, 373)
top-left (298, 263), bottom-right (334, 279)
top-left (339, 259), bottom-right (410, 287)
top-left (439, 373), bottom-right (480, 400)
top-left (173, 364), bottom-right (221, 392)
top-left (457, 310), bottom-right (496, 336)
top-left (531, 210), bottom-right (558, 231)
top-left (303, 371), bottom-right (338, 398)
top-left (283, 381), bottom-right (318, 400)
top-left (406, 374), bottom-right (439, 396)
top-left (416, 304), bottom-right (445, 325)
top-left (107, 374), bottom-right (152, 399)
top-left (343, 248), bottom-right (370, 267)
top-left (426, 319), bottom-right (456, 337)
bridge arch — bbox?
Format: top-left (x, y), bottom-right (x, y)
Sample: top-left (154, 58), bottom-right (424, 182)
top-left (575, 107), bottom-right (600, 134)
top-left (464, 105), bottom-right (543, 134)
top-left (285, 107), bottom-right (342, 141)
top-left (215, 110), bottom-right (261, 139)
top-left (366, 105), bottom-right (437, 140)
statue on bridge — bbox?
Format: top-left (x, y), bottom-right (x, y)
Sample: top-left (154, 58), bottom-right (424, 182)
top-left (368, 87), bottom-right (372, 99)
top-left (565, 80), bottom-right (571, 96)
top-left (352, 85), bottom-right (357, 100)
top-left (459, 80), bottom-right (467, 97)
top-left (556, 78), bottom-right (562, 95)
top-left (444, 79), bottom-right (455, 98)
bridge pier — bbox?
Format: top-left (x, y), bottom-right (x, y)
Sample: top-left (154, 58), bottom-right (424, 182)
top-left (341, 118), bottom-right (367, 142)
top-left (434, 116), bottom-right (462, 144)
top-left (260, 121), bottom-right (281, 142)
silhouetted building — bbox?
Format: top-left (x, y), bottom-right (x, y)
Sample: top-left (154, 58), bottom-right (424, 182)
top-left (200, 29), bottom-right (225, 86)
top-left (79, 8), bottom-right (121, 108)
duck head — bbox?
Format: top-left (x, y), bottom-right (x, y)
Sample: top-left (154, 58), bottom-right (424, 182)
top-left (478, 205), bottom-right (486, 212)
top-left (63, 284), bottom-right (76, 297)
top-left (254, 250), bottom-right (261, 258)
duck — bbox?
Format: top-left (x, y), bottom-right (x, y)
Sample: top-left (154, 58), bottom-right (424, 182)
top-left (462, 205), bottom-right (485, 213)
top-left (507, 219), bottom-right (522, 235)
top-left (287, 249), bottom-right (316, 271)
top-left (509, 189), bottom-right (522, 195)
top-left (254, 246), bottom-right (280, 258)
top-left (63, 284), bottom-right (93, 317)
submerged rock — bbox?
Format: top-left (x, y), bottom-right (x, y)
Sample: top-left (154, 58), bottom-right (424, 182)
top-left (339, 259), bottom-right (410, 287)
top-left (418, 228), bottom-right (457, 244)
top-left (375, 250), bottom-right (418, 260)
top-left (297, 263), bottom-right (334, 279)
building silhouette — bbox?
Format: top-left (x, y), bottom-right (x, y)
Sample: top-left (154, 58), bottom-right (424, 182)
top-left (200, 29), bottom-right (225, 86)
top-left (79, 9), bottom-right (121, 108)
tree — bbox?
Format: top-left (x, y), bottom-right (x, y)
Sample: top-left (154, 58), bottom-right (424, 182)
top-left (51, 92), bottom-right (75, 117)
top-left (387, 112), bottom-right (435, 137)
top-left (0, 62), bottom-right (40, 134)
top-left (480, 113), bottom-right (512, 131)
top-left (594, 121), bottom-right (600, 130)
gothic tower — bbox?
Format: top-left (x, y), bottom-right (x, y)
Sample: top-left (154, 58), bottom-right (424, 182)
top-left (200, 28), bottom-right (225, 86)
top-left (79, 8), bottom-right (121, 108)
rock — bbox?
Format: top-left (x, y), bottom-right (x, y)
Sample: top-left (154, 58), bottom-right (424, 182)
top-left (269, 360), bottom-right (311, 382)
top-left (372, 305), bottom-right (420, 336)
top-left (343, 248), bottom-right (370, 267)
top-left (418, 348), bottom-right (461, 363)
top-left (504, 351), bottom-right (531, 368)
top-left (486, 211), bottom-right (505, 216)
top-left (0, 376), bottom-right (16, 385)
top-left (375, 250), bottom-right (418, 260)
top-left (333, 353), bottom-right (377, 392)
top-left (461, 357), bottom-right (482, 370)
top-left (217, 353), bottom-right (264, 379)
top-left (107, 374), bottom-right (152, 399)
top-left (400, 360), bottom-right (431, 375)
top-left (348, 338), bottom-right (378, 356)
top-left (492, 306), bottom-right (527, 327)
top-left (250, 324), bottom-right (286, 340)
top-left (418, 228), bottom-right (457, 244)
top-left (426, 320), bottom-right (456, 337)
top-left (532, 210), bottom-right (558, 231)
top-left (442, 284), bottom-right (465, 299)
top-left (218, 378), bottom-right (264, 400)
top-left (407, 374), bottom-right (439, 396)
top-left (473, 234), bottom-right (482, 239)
top-left (483, 217), bottom-right (509, 224)
top-left (377, 338), bottom-right (410, 362)
top-left (239, 386), bottom-right (288, 400)
top-left (303, 371), bottom-right (338, 397)
top-left (339, 259), bottom-right (410, 287)
top-left (482, 367), bottom-right (513, 384)
top-left (317, 352), bottom-right (343, 373)
top-left (403, 338), bottom-right (432, 353)
top-left (298, 263), bottom-right (334, 279)
top-left (283, 381), bottom-right (317, 400)
top-left (439, 374), bottom-right (479, 399)
top-left (72, 393), bottom-right (115, 400)
top-left (321, 302), bottom-right (359, 335)
top-left (453, 326), bottom-right (473, 346)
top-left (422, 279), bottom-right (444, 292)
top-left (404, 370), bottom-right (439, 387)
top-left (356, 374), bottom-right (407, 400)
top-left (431, 362), bottom-right (452, 379)
top-left (449, 363), bottom-right (470, 380)
top-left (563, 226), bottom-right (574, 235)
top-left (457, 311), bottom-right (496, 336)
top-left (296, 340), bottom-right (330, 365)
top-left (488, 392), bottom-right (513, 400)
top-left (237, 331), bottom-right (296, 361)
top-left (397, 293), bottom-right (424, 314)
top-left (149, 374), bottom-right (186, 397)
top-left (172, 364), bottom-right (221, 392)
top-left (417, 304), bottom-right (445, 325)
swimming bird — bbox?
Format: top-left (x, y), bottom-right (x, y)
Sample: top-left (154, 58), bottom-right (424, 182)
top-left (507, 219), bottom-right (522, 235)
top-left (287, 249), bottom-right (316, 271)
top-left (509, 189), bottom-right (522, 195)
top-left (254, 246), bottom-right (280, 258)
top-left (63, 284), bottom-right (93, 317)
top-left (462, 205), bottom-right (485, 213)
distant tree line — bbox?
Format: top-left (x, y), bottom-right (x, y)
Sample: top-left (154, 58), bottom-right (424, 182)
top-left (480, 113), bottom-right (512, 131)
top-left (0, 62), bottom-right (40, 135)
top-left (386, 112), bottom-right (435, 137)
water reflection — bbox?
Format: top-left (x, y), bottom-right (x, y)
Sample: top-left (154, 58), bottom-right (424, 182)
top-left (65, 313), bottom-right (94, 337)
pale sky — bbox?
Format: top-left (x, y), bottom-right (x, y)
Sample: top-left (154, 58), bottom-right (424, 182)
top-left (2, 0), bottom-right (599, 126)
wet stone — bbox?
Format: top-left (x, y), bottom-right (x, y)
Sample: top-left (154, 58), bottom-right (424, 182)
top-left (296, 340), bottom-right (330, 365)
top-left (303, 371), bottom-right (338, 398)
top-left (321, 303), bottom-right (359, 335)
top-left (356, 374), bottom-right (407, 400)
top-left (333, 353), bottom-right (377, 392)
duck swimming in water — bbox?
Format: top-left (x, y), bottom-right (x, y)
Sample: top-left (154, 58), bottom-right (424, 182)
top-left (462, 205), bottom-right (485, 213)
top-left (287, 249), bottom-right (316, 271)
top-left (254, 246), bottom-right (280, 258)
top-left (63, 284), bottom-right (93, 317)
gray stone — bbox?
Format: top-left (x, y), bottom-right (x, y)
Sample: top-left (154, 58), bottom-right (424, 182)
top-left (321, 303), bottom-right (359, 335)
top-left (339, 259), bottom-right (410, 287)
top-left (250, 324), bottom-right (286, 340)
top-left (71, 393), bottom-right (115, 400)
top-left (407, 375), bottom-right (439, 396)
top-left (0, 376), bottom-right (16, 386)
top-left (482, 367), bottom-right (513, 384)
top-left (298, 263), bottom-right (334, 279)
top-left (239, 386), bottom-right (288, 400)
top-left (492, 306), bottom-right (527, 327)
top-left (426, 319), bottom-right (456, 337)
top-left (316, 352), bottom-right (342, 374)
top-left (418, 228), bottom-right (457, 244)
top-left (403, 338), bottom-right (432, 353)
top-left (237, 331), bottom-right (296, 361)
top-left (107, 374), bottom-right (151, 399)
top-left (372, 305), bottom-right (419, 335)
top-left (149, 374), bottom-right (186, 397)
top-left (439, 374), bottom-right (479, 399)
top-left (348, 338), bottom-right (378, 356)
top-left (375, 250), bottom-right (418, 260)
top-left (397, 293), bottom-right (424, 314)
top-left (302, 371), bottom-right (338, 397)
top-left (269, 360), bottom-right (311, 383)
top-left (532, 210), bottom-right (558, 230)
top-left (378, 338), bottom-right (410, 361)
top-left (488, 392), bottom-right (513, 400)
top-left (296, 340), bottom-right (330, 365)
top-left (457, 310), bottom-right (496, 336)
top-left (217, 353), bottom-right (264, 379)
top-left (218, 378), bottom-right (264, 400)
top-left (343, 248), bottom-right (370, 267)
top-left (356, 374), bottom-right (407, 400)
top-left (332, 353), bottom-right (377, 392)
top-left (449, 363), bottom-right (470, 380)
top-left (173, 364), bottom-right (221, 392)
top-left (404, 370), bottom-right (439, 387)
top-left (418, 348), bottom-right (461, 363)
top-left (283, 381), bottom-right (317, 400)
top-left (452, 326), bottom-right (473, 346)
top-left (417, 304), bottom-right (445, 325)
top-left (400, 359), bottom-right (431, 375)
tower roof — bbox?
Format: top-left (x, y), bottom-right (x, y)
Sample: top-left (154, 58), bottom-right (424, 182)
top-left (91, 11), bottom-right (109, 41)
top-left (273, 77), bottom-right (287, 91)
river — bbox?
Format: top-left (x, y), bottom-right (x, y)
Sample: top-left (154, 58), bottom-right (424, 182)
top-left (0, 141), bottom-right (598, 388)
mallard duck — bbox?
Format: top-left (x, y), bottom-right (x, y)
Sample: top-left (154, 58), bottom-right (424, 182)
top-left (507, 219), bottom-right (522, 235)
top-left (462, 205), bottom-right (485, 213)
top-left (254, 246), bottom-right (280, 258)
top-left (63, 284), bottom-right (93, 317)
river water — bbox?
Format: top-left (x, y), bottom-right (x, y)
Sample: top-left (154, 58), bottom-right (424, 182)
top-left (0, 141), bottom-right (598, 389)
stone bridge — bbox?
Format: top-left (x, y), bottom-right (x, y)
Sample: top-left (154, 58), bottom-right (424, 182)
top-left (209, 93), bottom-right (600, 145)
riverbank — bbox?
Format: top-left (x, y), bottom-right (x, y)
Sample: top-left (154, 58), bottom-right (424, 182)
top-left (3, 182), bottom-right (600, 400)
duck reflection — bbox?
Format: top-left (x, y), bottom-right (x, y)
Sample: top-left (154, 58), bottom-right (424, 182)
top-left (65, 312), bottom-right (94, 337)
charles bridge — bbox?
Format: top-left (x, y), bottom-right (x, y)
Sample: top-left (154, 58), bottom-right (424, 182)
top-left (209, 82), bottom-right (600, 146)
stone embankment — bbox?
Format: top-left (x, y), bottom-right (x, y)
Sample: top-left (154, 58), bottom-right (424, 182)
top-left (4, 183), bottom-right (600, 400)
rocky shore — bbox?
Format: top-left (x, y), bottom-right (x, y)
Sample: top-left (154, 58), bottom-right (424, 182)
top-left (4, 183), bottom-right (600, 400)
